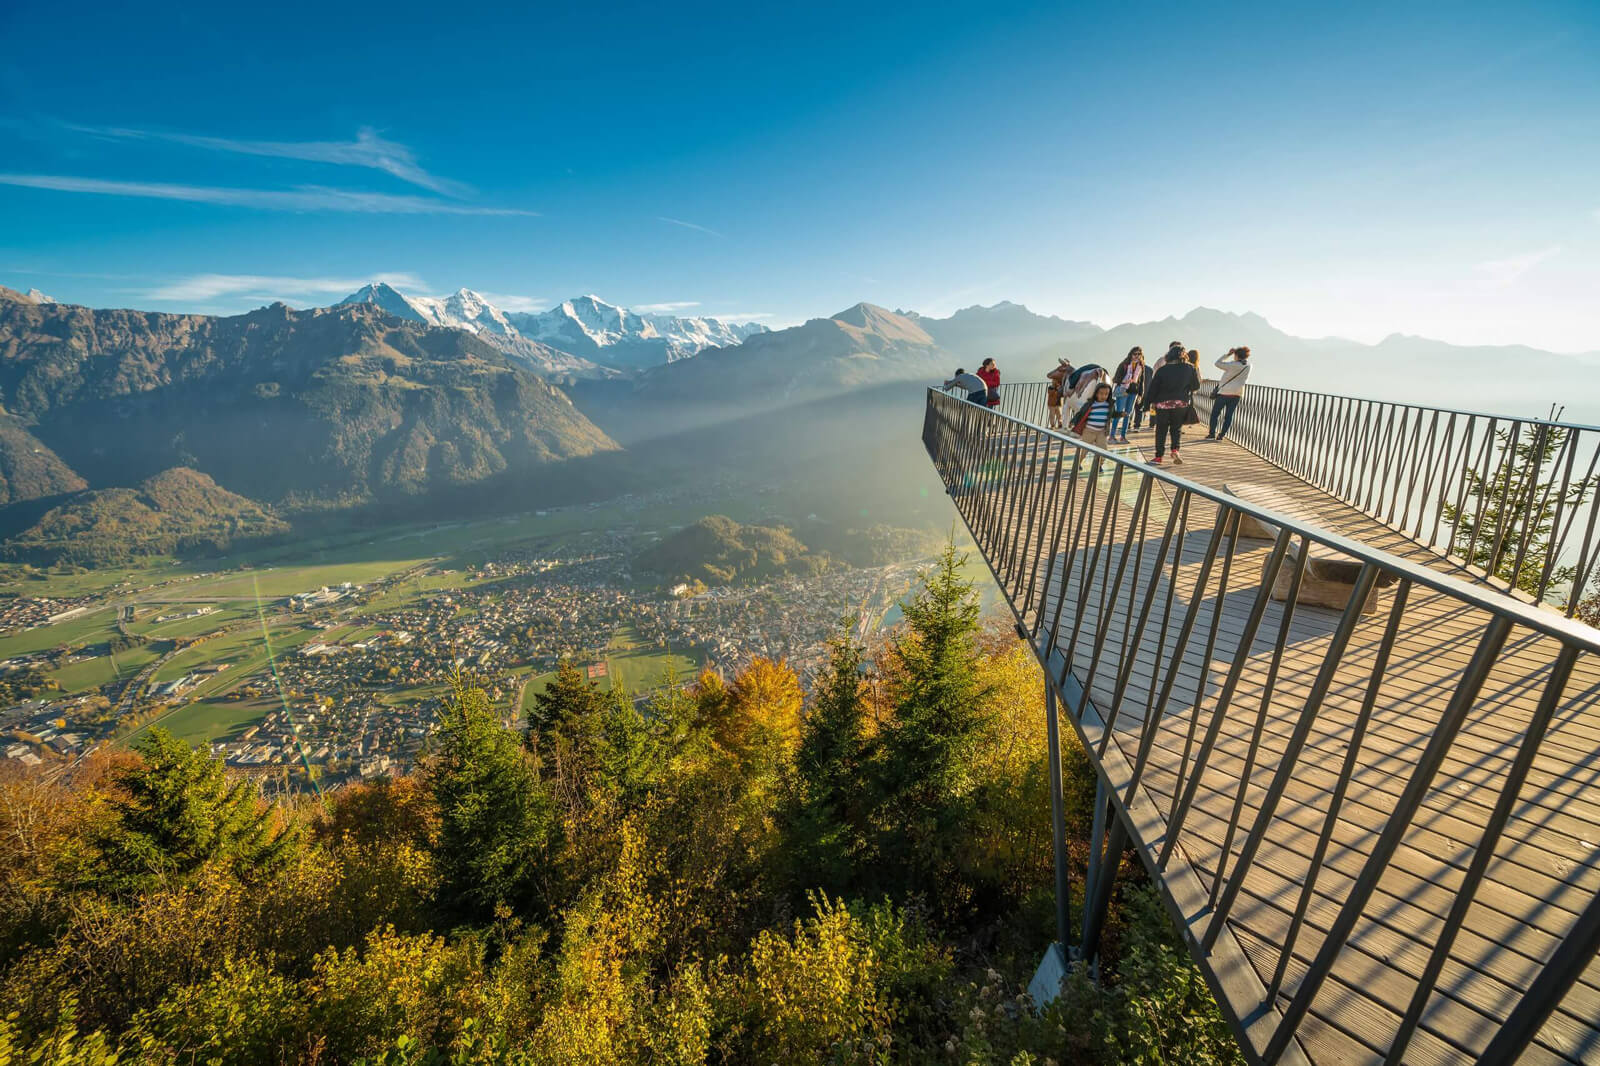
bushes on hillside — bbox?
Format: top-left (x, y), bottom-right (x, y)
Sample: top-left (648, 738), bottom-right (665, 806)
top-left (0, 541), bottom-right (1239, 1065)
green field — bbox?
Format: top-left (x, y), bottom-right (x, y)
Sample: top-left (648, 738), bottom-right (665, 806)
top-left (142, 697), bottom-right (280, 747)
top-left (0, 607), bottom-right (119, 657)
top-left (131, 606), bottom-right (254, 641)
top-left (151, 620), bottom-right (317, 701)
top-left (605, 624), bottom-right (700, 695)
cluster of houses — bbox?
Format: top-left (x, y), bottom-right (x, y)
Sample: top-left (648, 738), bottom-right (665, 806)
top-left (0, 595), bottom-right (99, 631)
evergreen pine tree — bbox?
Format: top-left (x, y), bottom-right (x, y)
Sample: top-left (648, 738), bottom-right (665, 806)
top-left (526, 658), bottom-right (609, 780)
top-left (429, 676), bottom-right (554, 923)
top-left (790, 616), bottom-right (870, 892)
top-left (97, 727), bottom-right (293, 893)
top-left (873, 541), bottom-right (991, 908)
top-left (1442, 422), bottom-right (1596, 599)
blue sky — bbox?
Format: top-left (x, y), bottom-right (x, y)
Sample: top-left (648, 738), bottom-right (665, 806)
top-left (1, 0), bottom-right (1596, 350)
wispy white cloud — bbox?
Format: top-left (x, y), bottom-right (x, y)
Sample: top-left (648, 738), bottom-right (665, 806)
top-left (63, 123), bottom-right (471, 197)
top-left (1475, 246), bottom-right (1560, 286)
top-left (0, 173), bottom-right (535, 215)
top-left (634, 300), bottom-right (701, 314)
top-left (478, 291), bottom-right (547, 313)
top-left (656, 216), bottom-right (722, 238)
top-left (144, 272), bottom-right (427, 303)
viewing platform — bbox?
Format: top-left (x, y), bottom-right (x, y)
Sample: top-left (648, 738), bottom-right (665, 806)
top-left (923, 383), bottom-right (1600, 1066)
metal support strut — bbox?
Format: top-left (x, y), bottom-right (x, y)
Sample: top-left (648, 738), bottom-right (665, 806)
top-left (1044, 682), bottom-right (1073, 957)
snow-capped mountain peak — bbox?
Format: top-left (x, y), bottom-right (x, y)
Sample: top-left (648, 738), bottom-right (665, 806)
top-left (508, 295), bottom-right (767, 369)
top-left (340, 282), bottom-right (427, 322)
top-left (333, 283), bottom-right (767, 373)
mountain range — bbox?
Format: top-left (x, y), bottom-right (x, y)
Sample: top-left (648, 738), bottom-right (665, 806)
top-left (336, 283), bottom-right (767, 378)
top-left (0, 286), bottom-right (618, 561)
top-left (2, 278), bottom-right (1594, 564)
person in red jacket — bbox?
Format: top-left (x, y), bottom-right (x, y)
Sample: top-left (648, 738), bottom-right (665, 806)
top-left (977, 358), bottom-right (1001, 408)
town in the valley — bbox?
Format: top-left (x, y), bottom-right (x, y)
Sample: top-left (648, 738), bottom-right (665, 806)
top-left (0, 511), bottom-right (940, 794)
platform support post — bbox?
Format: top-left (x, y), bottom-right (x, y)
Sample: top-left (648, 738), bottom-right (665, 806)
top-left (1044, 682), bottom-right (1072, 957)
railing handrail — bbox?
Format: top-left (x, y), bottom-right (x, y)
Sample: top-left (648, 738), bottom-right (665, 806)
top-left (926, 386), bottom-right (1600, 653)
top-left (977, 379), bottom-right (1600, 434)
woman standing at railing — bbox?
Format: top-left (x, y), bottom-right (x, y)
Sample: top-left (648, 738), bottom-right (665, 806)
top-left (1205, 347), bottom-right (1251, 440)
top-left (1110, 346), bottom-right (1145, 443)
top-left (977, 357), bottom-right (1001, 409)
top-left (1144, 345), bottom-right (1200, 465)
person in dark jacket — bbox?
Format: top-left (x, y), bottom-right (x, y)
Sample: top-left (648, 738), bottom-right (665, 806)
top-left (943, 368), bottom-right (989, 405)
top-left (1142, 346), bottom-right (1200, 465)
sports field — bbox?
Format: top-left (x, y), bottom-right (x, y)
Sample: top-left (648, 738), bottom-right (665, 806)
top-left (605, 624), bottom-right (700, 694)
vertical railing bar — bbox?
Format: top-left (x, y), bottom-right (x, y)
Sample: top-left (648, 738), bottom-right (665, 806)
top-left (1016, 433), bottom-right (1053, 619)
top-left (1001, 428), bottom-right (1039, 593)
top-left (1490, 422), bottom-right (1539, 589)
top-left (1430, 411), bottom-right (1460, 551)
top-left (1203, 562), bottom-right (1382, 951)
top-left (1157, 525), bottom-right (1294, 869)
top-left (1099, 491), bottom-right (1188, 758)
top-left (979, 417), bottom-right (1016, 558)
top-left (1210, 541), bottom-right (1310, 908)
top-left (1559, 437), bottom-right (1600, 614)
top-left (1120, 502), bottom-right (1233, 808)
top-left (1538, 429), bottom-right (1583, 604)
top-left (1372, 404), bottom-right (1403, 520)
top-left (1116, 492), bottom-right (1193, 763)
top-left (1080, 465), bottom-right (1128, 689)
top-left (1464, 417), bottom-right (1505, 572)
top-left (1263, 614), bottom-right (1514, 1063)
top-left (1446, 415), bottom-right (1484, 559)
top-left (1170, 510), bottom-right (1242, 816)
top-left (1009, 426), bottom-right (1046, 590)
top-left (1031, 444), bottom-right (1075, 639)
top-left (1318, 393), bottom-right (1340, 497)
top-left (1058, 454), bottom-right (1110, 681)
top-left (1043, 448), bottom-right (1089, 647)
top-left (1115, 483), bottom-right (1156, 677)
top-left (1266, 578), bottom-right (1413, 1003)
top-left (1386, 643), bottom-right (1579, 1066)
top-left (1019, 438), bottom-right (1060, 627)
top-left (1074, 475), bottom-right (1154, 724)
top-left (1385, 406), bottom-right (1419, 527)
top-left (994, 423), bottom-right (1028, 589)
top-left (962, 408), bottom-right (998, 548)
top-left (1362, 403), bottom-right (1395, 514)
top-left (1523, 425), bottom-right (1574, 605)
top-left (1472, 883), bottom-right (1600, 1066)
top-left (1416, 408), bottom-right (1444, 539)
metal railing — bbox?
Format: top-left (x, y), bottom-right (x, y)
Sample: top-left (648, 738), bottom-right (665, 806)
top-left (923, 385), bottom-right (1600, 1066)
top-left (985, 380), bottom-right (1600, 615)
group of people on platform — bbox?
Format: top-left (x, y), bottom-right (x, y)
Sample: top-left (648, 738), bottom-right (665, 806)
top-left (942, 342), bottom-right (1251, 466)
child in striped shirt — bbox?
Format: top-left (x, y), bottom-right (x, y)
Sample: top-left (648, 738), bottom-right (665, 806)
top-left (1071, 382), bottom-right (1115, 448)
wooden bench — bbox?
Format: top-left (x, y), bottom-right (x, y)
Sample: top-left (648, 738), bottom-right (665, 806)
top-left (1222, 482), bottom-right (1396, 613)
